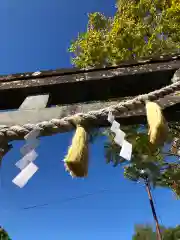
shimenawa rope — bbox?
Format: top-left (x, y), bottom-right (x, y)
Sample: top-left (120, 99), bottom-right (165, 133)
top-left (0, 70), bottom-right (179, 143)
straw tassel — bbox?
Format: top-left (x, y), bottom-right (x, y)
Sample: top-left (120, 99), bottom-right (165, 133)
top-left (64, 125), bottom-right (88, 178)
top-left (145, 101), bottom-right (168, 146)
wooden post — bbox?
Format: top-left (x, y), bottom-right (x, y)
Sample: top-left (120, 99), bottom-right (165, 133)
top-left (144, 177), bottom-right (162, 240)
top-left (0, 143), bottom-right (13, 166)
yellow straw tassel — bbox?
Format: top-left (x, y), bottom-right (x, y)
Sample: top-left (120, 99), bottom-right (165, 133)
top-left (64, 125), bottom-right (88, 178)
top-left (145, 101), bottom-right (168, 146)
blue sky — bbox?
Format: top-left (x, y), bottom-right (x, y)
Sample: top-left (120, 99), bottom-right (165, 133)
top-left (0, 0), bottom-right (179, 239)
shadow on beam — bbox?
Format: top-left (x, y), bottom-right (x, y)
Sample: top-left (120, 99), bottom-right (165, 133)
top-left (0, 94), bottom-right (179, 128)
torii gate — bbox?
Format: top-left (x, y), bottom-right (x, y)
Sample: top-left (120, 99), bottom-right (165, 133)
top-left (1, 53), bottom-right (180, 240)
top-left (0, 53), bottom-right (180, 178)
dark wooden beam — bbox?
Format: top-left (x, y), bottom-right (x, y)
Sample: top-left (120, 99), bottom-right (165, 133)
top-left (0, 56), bottom-right (180, 110)
top-left (1, 53), bottom-right (180, 82)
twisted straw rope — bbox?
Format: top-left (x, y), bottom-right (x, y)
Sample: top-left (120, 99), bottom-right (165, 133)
top-left (0, 76), bottom-right (179, 143)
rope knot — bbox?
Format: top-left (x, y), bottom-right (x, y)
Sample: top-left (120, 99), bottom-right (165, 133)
top-left (67, 115), bottom-right (89, 129)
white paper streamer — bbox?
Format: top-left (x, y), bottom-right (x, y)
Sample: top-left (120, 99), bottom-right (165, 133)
top-left (119, 140), bottom-right (132, 161)
top-left (114, 129), bottom-right (126, 146)
top-left (12, 162), bottom-right (38, 188)
top-left (13, 128), bottom-right (40, 188)
top-left (110, 120), bottom-right (120, 133)
top-left (108, 111), bottom-right (132, 161)
top-left (107, 111), bottom-right (114, 123)
top-left (20, 139), bottom-right (40, 155)
top-left (24, 129), bottom-right (40, 142)
top-left (15, 150), bottom-right (38, 170)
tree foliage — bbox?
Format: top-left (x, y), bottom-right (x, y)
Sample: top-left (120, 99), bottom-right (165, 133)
top-left (90, 125), bottom-right (180, 198)
top-left (69, 0), bottom-right (180, 197)
top-left (69, 0), bottom-right (180, 68)
top-left (132, 224), bottom-right (156, 240)
top-left (132, 224), bottom-right (180, 239)
top-left (0, 227), bottom-right (11, 240)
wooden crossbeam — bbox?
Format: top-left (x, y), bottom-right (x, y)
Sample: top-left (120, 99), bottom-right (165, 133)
top-left (0, 94), bottom-right (180, 128)
top-left (0, 56), bottom-right (180, 110)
